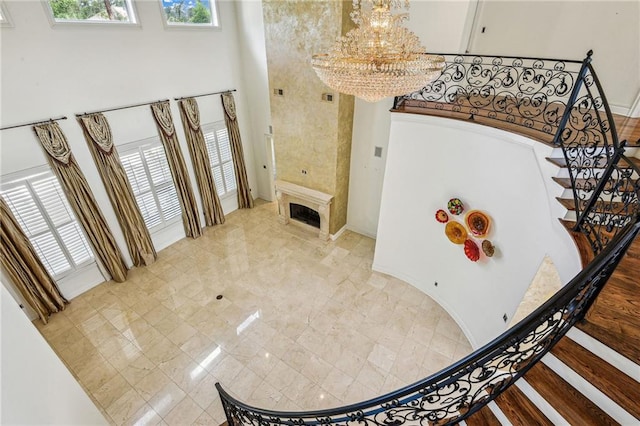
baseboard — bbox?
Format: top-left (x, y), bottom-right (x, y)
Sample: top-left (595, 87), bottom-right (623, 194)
top-left (330, 225), bottom-right (347, 241)
top-left (344, 224), bottom-right (377, 239)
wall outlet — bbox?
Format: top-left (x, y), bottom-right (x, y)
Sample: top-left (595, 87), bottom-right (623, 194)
top-left (321, 93), bottom-right (334, 102)
top-left (374, 146), bottom-right (383, 157)
top-left (503, 313), bottom-right (508, 323)
top-left (301, 169), bottom-right (308, 175)
top-left (273, 89), bottom-right (284, 96)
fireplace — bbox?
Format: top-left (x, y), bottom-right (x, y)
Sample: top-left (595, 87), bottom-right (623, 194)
top-left (275, 180), bottom-right (333, 240)
top-left (290, 203), bottom-right (320, 228)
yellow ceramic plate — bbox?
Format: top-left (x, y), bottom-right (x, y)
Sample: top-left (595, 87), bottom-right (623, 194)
top-left (445, 221), bottom-right (468, 244)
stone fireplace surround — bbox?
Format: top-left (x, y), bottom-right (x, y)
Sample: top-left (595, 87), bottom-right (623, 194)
top-left (275, 180), bottom-right (333, 240)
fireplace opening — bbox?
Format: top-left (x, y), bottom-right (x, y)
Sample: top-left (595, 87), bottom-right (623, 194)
top-left (290, 203), bottom-right (320, 229)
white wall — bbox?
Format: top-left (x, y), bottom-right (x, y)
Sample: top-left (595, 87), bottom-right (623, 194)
top-left (0, 0), bottom-right (259, 298)
top-left (373, 114), bottom-right (580, 347)
top-left (347, 0), bottom-right (474, 238)
top-left (234, 0), bottom-right (274, 201)
top-left (1, 284), bottom-right (108, 425)
top-left (467, 0), bottom-right (640, 115)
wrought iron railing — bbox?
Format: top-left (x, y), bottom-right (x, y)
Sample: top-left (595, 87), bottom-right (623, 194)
top-left (216, 216), bottom-right (640, 425)
top-left (394, 51), bottom-right (640, 256)
top-left (216, 52), bottom-right (640, 425)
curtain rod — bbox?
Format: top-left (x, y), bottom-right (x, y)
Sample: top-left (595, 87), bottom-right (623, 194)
top-left (0, 116), bottom-right (68, 131)
top-left (174, 89), bottom-right (236, 101)
top-left (75, 98), bottom-right (170, 118)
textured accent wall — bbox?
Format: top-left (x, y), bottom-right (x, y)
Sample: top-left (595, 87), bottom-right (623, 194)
top-left (263, 0), bottom-right (354, 235)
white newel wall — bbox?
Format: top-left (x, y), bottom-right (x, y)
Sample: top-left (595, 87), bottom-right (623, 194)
top-left (1, 284), bottom-right (107, 425)
top-left (373, 114), bottom-right (581, 348)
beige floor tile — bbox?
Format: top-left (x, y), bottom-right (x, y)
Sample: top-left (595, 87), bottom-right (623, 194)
top-left (121, 354), bottom-right (156, 386)
top-left (320, 367), bottom-right (354, 400)
top-left (91, 373), bottom-right (133, 409)
top-left (106, 388), bottom-right (147, 425)
top-left (164, 396), bottom-right (203, 425)
top-left (134, 368), bottom-right (173, 402)
top-left (192, 411), bottom-right (218, 425)
top-left (125, 404), bottom-right (163, 426)
top-left (147, 381), bottom-right (186, 418)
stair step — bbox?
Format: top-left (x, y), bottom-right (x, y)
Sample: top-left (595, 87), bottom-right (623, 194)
top-left (464, 405), bottom-right (501, 426)
top-left (546, 155), bottom-right (640, 169)
top-left (555, 197), bottom-right (631, 213)
top-left (523, 361), bottom-right (617, 425)
top-left (567, 328), bottom-right (640, 381)
top-left (494, 384), bottom-right (553, 425)
top-left (559, 219), bottom-right (595, 267)
top-left (552, 177), bottom-right (636, 192)
top-left (550, 337), bottom-right (640, 419)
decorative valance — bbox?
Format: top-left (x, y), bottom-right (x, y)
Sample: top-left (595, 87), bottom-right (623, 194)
top-left (33, 122), bottom-right (71, 165)
top-left (180, 98), bottom-right (201, 130)
top-left (151, 101), bottom-right (176, 138)
top-left (222, 92), bottom-right (237, 121)
top-left (80, 114), bottom-right (114, 154)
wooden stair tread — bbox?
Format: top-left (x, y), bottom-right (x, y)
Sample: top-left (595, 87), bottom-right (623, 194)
top-left (524, 362), bottom-right (617, 425)
top-left (552, 177), bottom-right (636, 192)
top-left (551, 337), bottom-right (640, 418)
top-left (576, 320), bottom-right (640, 364)
top-left (559, 219), bottom-right (595, 267)
top-left (494, 385), bottom-right (553, 426)
top-left (464, 406), bottom-right (501, 426)
top-left (555, 197), bottom-right (631, 213)
top-left (546, 156), bottom-right (640, 169)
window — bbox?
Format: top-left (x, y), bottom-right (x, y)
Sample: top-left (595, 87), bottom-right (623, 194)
top-left (1, 170), bottom-right (95, 279)
top-left (119, 140), bottom-right (182, 231)
top-left (0, 1), bottom-right (13, 27)
top-left (159, 0), bottom-right (219, 27)
top-left (45, 0), bottom-right (137, 24)
top-left (202, 123), bottom-right (236, 197)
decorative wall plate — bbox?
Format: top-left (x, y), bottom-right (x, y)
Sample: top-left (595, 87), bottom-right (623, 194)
top-left (464, 239), bottom-right (480, 261)
top-left (435, 209), bottom-right (449, 223)
top-left (465, 210), bottom-right (491, 238)
top-left (445, 221), bottom-right (467, 244)
top-left (447, 198), bottom-right (464, 215)
top-left (482, 240), bottom-right (495, 257)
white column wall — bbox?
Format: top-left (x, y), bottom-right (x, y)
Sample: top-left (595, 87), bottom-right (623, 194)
top-left (1, 284), bottom-right (108, 425)
top-left (373, 114), bottom-right (581, 347)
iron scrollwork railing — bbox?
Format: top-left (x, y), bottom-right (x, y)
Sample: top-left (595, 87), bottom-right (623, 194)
top-left (394, 51), bottom-right (640, 256)
top-left (216, 217), bottom-right (640, 426)
top-left (553, 52), bottom-right (640, 254)
top-left (393, 53), bottom-right (586, 144)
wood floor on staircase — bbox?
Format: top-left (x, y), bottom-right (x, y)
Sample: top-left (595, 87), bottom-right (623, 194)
top-left (577, 234), bottom-right (640, 363)
top-left (493, 386), bottom-right (552, 426)
top-left (524, 362), bottom-right (616, 425)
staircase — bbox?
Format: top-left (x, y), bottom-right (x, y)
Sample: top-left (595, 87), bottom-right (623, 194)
top-left (473, 147), bottom-right (639, 425)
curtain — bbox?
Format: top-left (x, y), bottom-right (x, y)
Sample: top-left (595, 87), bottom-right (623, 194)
top-left (33, 122), bottom-right (128, 283)
top-left (0, 198), bottom-right (68, 324)
top-left (79, 113), bottom-right (157, 267)
top-left (150, 101), bottom-right (202, 238)
top-left (221, 92), bottom-right (254, 209)
top-left (178, 98), bottom-right (225, 226)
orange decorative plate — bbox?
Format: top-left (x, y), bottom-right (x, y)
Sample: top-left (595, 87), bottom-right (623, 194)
top-left (445, 221), bottom-right (468, 244)
top-left (465, 210), bottom-right (491, 238)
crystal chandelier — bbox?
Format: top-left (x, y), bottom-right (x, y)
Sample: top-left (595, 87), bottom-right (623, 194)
top-left (311, 0), bottom-right (445, 102)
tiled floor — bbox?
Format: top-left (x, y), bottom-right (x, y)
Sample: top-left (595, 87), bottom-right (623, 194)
top-left (35, 200), bottom-right (471, 425)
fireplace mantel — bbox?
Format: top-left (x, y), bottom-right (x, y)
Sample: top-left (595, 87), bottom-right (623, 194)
top-left (275, 180), bottom-right (333, 240)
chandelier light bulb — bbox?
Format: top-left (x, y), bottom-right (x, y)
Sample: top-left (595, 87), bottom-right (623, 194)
top-left (311, 0), bottom-right (445, 102)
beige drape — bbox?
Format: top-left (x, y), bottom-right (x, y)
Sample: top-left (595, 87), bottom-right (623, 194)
top-left (151, 101), bottom-right (202, 238)
top-left (178, 98), bottom-right (225, 227)
top-left (33, 122), bottom-right (128, 283)
top-left (79, 113), bottom-right (157, 267)
top-left (0, 198), bottom-right (68, 324)
top-left (221, 92), bottom-right (254, 209)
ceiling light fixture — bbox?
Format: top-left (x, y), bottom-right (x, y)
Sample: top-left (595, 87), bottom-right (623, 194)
top-left (311, 0), bottom-right (445, 102)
